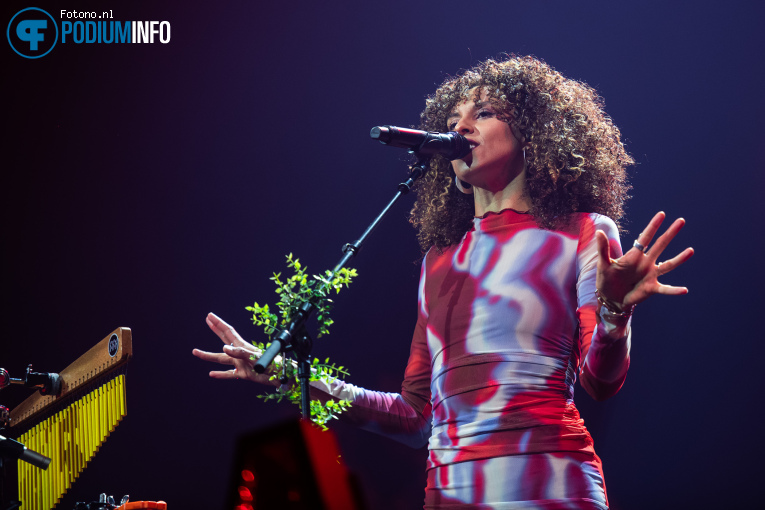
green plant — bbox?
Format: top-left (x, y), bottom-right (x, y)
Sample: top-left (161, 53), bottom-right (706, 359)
top-left (246, 254), bottom-right (357, 428)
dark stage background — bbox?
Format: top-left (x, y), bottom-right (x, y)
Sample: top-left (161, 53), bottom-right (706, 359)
top-left (3, 1), bottom-right (764, 509)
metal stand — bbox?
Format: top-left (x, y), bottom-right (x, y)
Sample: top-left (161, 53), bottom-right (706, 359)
top-left (0, 435), bottom-right (50, 510)
top-left (253, 154), bottom-right (432, 419)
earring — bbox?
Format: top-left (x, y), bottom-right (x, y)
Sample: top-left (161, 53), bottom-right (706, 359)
top-left (455, 178), bottom-right (473, 195)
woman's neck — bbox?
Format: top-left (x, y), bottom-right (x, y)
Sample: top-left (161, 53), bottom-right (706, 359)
top-left (472, 172), bottom-right (531, 216)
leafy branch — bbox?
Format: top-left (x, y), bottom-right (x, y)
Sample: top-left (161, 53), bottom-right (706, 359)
top-left (246, 254), bottom-right (357, 428)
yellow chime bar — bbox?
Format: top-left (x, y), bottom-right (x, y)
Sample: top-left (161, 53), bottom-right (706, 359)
top-left (16, 375), bottom-right (127, 510)
top-left (9, 328), bottom-right (132, 510)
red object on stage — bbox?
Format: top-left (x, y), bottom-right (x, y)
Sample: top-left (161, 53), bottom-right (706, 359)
top-left (115, 501), bottom-right (168, 510)
top-left (227, 419), bottom-right (365, 509)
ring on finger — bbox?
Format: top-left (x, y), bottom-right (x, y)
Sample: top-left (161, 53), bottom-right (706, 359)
top-left (633, 239), bottom-right (647, 252)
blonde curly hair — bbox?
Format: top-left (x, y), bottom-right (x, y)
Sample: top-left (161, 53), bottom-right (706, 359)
top-left (410, 55), bottom-right (633, 251)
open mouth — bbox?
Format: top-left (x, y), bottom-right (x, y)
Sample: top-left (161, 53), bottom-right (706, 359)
top-left (459, 141), bottom-right (478, 163)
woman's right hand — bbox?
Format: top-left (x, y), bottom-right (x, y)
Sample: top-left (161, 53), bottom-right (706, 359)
top-left (192, 312), bottom-right (278, 387)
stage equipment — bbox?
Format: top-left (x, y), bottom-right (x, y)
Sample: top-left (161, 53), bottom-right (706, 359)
top-left (74, 493), bottom-right (167, 510)
top-left (227, 419), bottom-right (364, 510)
top-left (0, 435), bottom-right (50, 471)
top-left (252, 128), bottom-right (456, 418)
top-left (0, 366), bottom-right (62, 397)
top-left (370, 126), bottom-right (472, 159)
top-left (6, 328), bottom-right (132, 510)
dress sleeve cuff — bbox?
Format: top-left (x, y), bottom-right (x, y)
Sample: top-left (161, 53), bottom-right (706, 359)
top-left (598, 307), bottom-right (632, 340)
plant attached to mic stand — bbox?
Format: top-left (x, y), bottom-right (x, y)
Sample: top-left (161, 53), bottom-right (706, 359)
top-left (246, 253), bottom-right (357, 429)
top-left (246, 129), bottom-right (440, 425)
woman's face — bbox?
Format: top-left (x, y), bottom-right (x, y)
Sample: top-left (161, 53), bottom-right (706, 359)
top-left (447, 88), bottom-right (525, 192)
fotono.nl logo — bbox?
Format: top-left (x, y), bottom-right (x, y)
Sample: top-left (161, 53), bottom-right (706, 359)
top-left (7, 7), bottom-right (171, 59)
top-left (7, 7), bottom-right (58, 59)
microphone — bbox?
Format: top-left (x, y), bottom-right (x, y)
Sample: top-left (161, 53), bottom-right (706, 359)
top-left (370, 126), bottom-right (472, 160)
top-left (0, 366), bottom-right (62, 396)
top-left (0, 435), bottom-right (51, 470)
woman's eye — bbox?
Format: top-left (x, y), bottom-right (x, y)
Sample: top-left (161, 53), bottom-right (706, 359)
top-left (477, 110), bottom-right (495, 119)
top-left (447, 121), bottom-right (458, 130)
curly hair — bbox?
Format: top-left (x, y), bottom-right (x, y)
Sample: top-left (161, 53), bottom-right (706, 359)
top-left (409, 55), bottom-right (633, 252)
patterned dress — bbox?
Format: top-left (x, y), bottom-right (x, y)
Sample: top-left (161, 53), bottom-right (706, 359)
top-left (313, 209), bottom-right (631, 509)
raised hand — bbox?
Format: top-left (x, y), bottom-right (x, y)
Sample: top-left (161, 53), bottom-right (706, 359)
top-left (192, 312), bottom-right (277, 386)
top-left (595, 211), bottom-right (694, 311)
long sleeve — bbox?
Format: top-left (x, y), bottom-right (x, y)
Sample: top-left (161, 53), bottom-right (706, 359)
top-left (576, 214), bottom-right (632, 401)
top-left (308, 258), bottom-right (433, 448)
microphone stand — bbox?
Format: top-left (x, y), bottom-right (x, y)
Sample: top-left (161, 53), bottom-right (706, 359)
top-left (0, 434), bottom-right (51, 510)
top-left (0, 366), bottom-right (61, 397)
top-left (254, 153), bottom-right (432, 419)
top-left (0, 368), bottom-right (57, 509)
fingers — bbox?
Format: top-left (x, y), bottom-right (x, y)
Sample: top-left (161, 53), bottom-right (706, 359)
top-left (655, 284), bottom-right (689, 296)
top-left (193, 344), bottom-right (260, 365)
top-left (646, 217), bottom-right (686, 259)
top-left (209, 369), bottom-right (239, 380)
top-left (656, 247), bottom-right (695, 276)
top-left (197, 313), bottom-right (277, 385)
top-left (649, 245), bottom-right (693, 298)
top-left (595, 229), bottom-right (611, 266)
top-left (192, 348), bottom-right (235, 365)
top-left (206, 312), bottom-right (248, 347)
top-left (210, 367), bottom-right (279, 387)
top-left (197, 313), bottom-right (265, 367)
top-left (194, 347), bottom-right (258, 380)
top-left (634, 211), bottom-right (666, 250)
top-left (222, 344), bottom-right (259, 360)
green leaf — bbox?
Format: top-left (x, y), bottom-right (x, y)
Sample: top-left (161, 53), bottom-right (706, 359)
top-left (246, 254), bottom-right (358, 427)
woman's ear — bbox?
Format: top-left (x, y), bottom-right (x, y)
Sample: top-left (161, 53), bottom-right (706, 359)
top-left (509, 122), bottom-right (527, 145)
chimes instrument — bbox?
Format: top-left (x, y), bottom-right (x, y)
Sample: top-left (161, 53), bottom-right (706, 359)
top-left (8, 328), bottom-right (132, 510)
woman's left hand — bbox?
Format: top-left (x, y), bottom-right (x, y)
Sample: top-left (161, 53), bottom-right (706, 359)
top-left (595, 211), bottom-right (694, 311)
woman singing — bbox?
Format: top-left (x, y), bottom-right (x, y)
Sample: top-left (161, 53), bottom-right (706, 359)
top-left (194, 55), bottom-right (693, 509)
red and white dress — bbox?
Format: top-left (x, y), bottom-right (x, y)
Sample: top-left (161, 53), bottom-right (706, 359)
top-left (314, 209), bottom-right (631, 509)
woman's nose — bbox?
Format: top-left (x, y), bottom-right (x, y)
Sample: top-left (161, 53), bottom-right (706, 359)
top-left (454, 118), bottom-right (474, 134)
